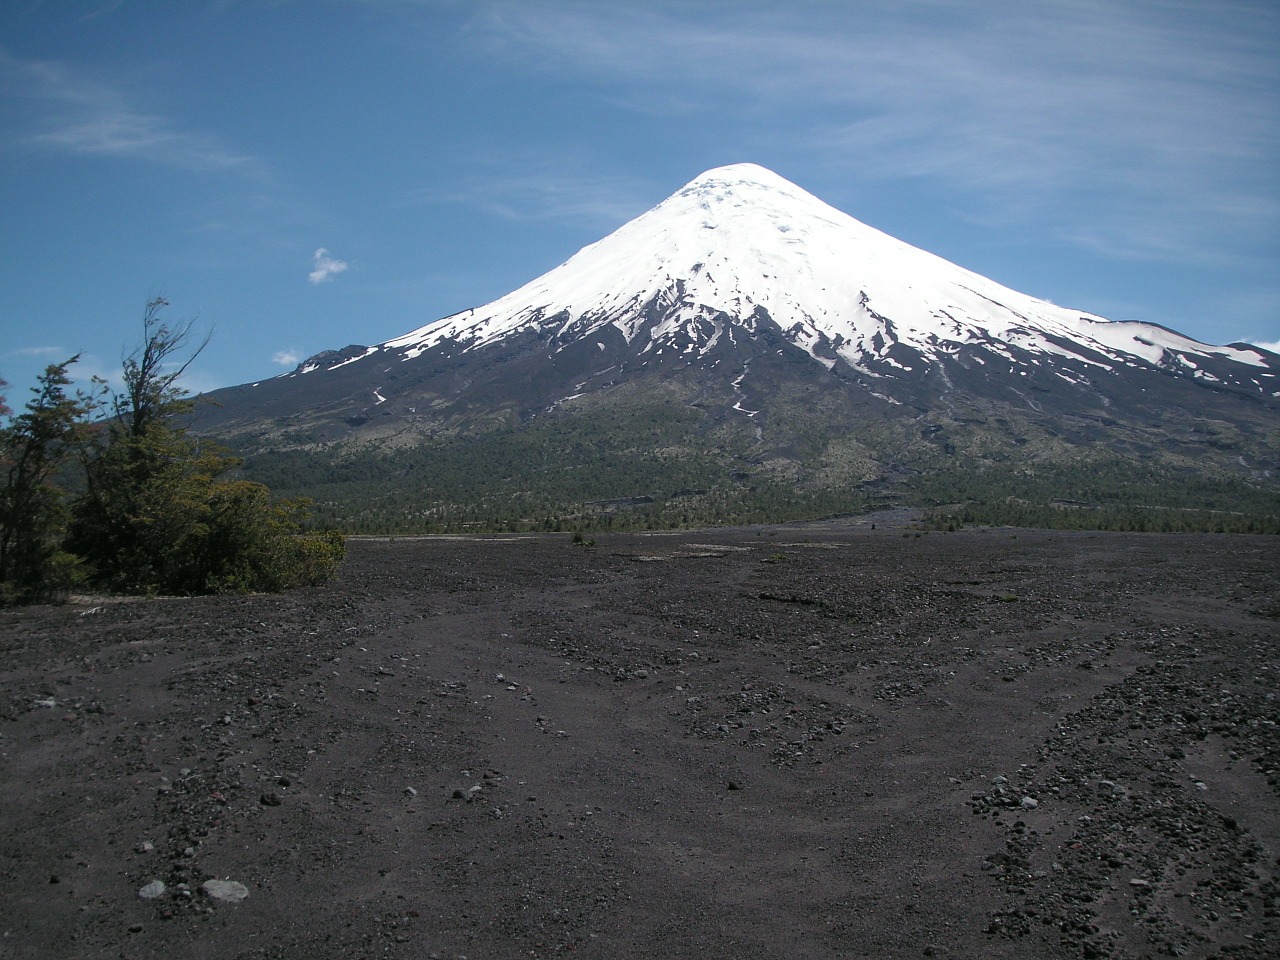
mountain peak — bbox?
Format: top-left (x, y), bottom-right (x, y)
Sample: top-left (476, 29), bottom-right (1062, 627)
top-left (195, 163), bottom-right (1278, 516)
top-left (374, 164), bottom-right (1267, 390)
top-left (680, 162), bottom-right (805, 193)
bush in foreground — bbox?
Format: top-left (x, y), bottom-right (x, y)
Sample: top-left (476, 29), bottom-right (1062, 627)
top-left (1, 299), bottom-right (344, 604)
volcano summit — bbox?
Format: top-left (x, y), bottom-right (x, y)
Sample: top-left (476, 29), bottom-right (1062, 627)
top-left (196, 165), bottom-right (1279, 529)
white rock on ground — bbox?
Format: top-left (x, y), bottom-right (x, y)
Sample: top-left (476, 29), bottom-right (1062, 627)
top-left (201, 879), bottom-right (249, 902)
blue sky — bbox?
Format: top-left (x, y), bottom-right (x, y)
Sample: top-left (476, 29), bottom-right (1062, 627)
top-left (2, 0), bottom-right (1277, 398)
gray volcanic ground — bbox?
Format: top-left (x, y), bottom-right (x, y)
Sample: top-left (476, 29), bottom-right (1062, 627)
top-left (1, 519), bottom-right (1277, 959)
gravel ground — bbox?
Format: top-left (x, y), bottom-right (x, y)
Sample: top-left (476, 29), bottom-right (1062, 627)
top-left (1, 521), bottom-right (1277, 959)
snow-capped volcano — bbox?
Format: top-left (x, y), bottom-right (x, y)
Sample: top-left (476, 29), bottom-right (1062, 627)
top-left (373, 162), bottom-right (1270, 389)
top-left (197, 163), bottom-right (1278, 501)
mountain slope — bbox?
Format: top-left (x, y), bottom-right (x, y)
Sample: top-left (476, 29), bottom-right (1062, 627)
top-left (383, 162), bottom-right (1272, 390)
top-left (194, 164), bottom-right (1279, 530)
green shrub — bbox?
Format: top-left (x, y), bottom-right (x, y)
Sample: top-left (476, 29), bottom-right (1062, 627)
top-left (12, 298), bottom-right (348, 601)
top-left (0, 360), bottom-right (91, 605)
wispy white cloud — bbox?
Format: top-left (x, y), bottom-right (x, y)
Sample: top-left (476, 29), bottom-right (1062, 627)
top-left (272, 349), bottom-right (302, 366)
top-left (79, 1), bottom-right (129, 22)
top-left (467, 0), bottom-right (1279, 264)
top-left (1, 48), bottom-right (259, 173)
top-left (8, 349), bottom-right (224, 395)
top-left (308, 248), bottom-right (349, 285)
top-left (415, 160), bottom-right (653, 227)
top-left (79, 356), bottom-right (225, 395)
top-left (64, 353), bottom-right (123, 392)
top-left (1248, 339), bottom-right (1280, 355)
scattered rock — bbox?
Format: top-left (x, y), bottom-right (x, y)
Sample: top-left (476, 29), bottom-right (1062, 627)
top-left (201, 879), bottom-right (249, 903)
top-left (2, 529), bottom-right (1275, 957)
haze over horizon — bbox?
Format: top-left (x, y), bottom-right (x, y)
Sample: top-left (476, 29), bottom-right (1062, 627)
top-left (2, 0), bottom-right (1277, 398)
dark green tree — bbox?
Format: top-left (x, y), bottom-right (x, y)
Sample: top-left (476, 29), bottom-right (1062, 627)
top-left (0, 359), bottom-right (92, 604)
top-left (69, 298), bottom-right (343, 594)
top-left (69, 300), bottom-right (223, 591)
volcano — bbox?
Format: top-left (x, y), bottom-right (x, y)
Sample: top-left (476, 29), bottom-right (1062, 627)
top-left (194, 164), bottom-right (1279, 527)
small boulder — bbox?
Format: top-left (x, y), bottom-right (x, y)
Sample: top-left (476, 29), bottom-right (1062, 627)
top-left (202, 879), bottom-right (249, 903)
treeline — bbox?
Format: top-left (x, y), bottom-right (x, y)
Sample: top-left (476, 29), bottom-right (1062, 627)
top-left (0, 300), bottom-right (344, 605)
top-left (910, 456), bottom-right (1280, 516)
top-left (300, 479), bottom-right (871, 535)
top-left (236, 415), bottom-right (1280, 535)
top-left (916, 456), bottom-right (1279, 534)
top-left (925, 502), bottom-right (1280, 534)
top-left (238, 400), bottom-right (878, 534)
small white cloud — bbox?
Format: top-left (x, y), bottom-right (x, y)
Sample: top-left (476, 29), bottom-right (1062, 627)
top-left (1248, 339), bottom-right (1280, 355)
top-left (308, 248), bottom-right (348, 285)
top-left (272, 350), bottom-right (302, 366)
